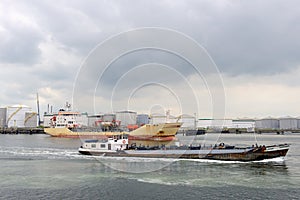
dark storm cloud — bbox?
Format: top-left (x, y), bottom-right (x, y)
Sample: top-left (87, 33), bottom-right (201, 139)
top-left (110, 0), bottom-right (300, 75)
top-left (2, 0), bottom-right (299, 74)
top-left (201, 1), bottom-right (300, 75)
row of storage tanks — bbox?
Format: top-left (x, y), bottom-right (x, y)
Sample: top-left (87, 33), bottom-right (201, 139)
top-left (43, 111), bottom-right (197, 129)
top-left (198, 117), bottom-right (300, 130)
top-left (2, 105), bottom-right (300, 131)
top-left (255, 117), bottom-right (300, 130)
top-left (0, 105), bottom-right (38, 128)
top-left (44, 110), bottom-right (300, 131)
top-left (87, 112), bottom-right (198, 129)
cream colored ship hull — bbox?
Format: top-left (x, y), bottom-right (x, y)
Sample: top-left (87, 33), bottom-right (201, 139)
top-left (44, 123), bottom-right (182, 138)
top-left (43, 127), bottom-right (126, 138)
top-left (130, 123), bottom-right (181, 137)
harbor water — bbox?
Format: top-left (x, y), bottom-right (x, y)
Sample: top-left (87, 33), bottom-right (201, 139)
top-left (0, 134), bottom-right (299, 199)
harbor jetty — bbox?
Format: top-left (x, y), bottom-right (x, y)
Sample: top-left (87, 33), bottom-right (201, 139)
top-left (0, 127), bottom-right (45, 135)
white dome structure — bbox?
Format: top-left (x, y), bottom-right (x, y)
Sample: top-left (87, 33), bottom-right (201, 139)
top-left (6, 105), bottom-right (34, 127)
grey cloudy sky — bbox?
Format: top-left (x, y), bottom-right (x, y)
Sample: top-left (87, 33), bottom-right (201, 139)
top-left (0, 0), bottom-right (300, 118)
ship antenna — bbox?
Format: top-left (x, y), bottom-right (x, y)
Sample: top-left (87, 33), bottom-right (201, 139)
top-left (65, 102), bottom-right (71, 111)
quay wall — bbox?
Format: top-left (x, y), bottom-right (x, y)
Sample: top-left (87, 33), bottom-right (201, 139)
top-left (0, 127), bottom-right (45, 134)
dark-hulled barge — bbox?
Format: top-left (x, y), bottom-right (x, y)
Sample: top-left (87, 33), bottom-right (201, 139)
top-left (78, 134), bottom-right (290, 162)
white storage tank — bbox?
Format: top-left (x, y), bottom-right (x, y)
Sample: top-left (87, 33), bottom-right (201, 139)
top-left (168, 115), bottom-right (178, 123)
top-left (24, 112), bottom-right (37, 127)
top-left (80, 113), bottom-right (89, 127)
top-left (197, 119), bottom-right (212, 129)
top-left (279, 117), bottom-right (298, 130)
top-left (255, 120), bottom-right (262, 129)
top-left (88, 114), bottom-right (104, 127)
top-left (211, 119), bottom-right (233, 129)
top-left (0, 107), bottom-right (7, 127)
top-left (6, 105), bottom-right (32, 127)
top-left (116, 111), bottom-right (137, 127)
top-left (43, 113), bottom-right (54, 128)
top-left (256, 117), bottom-right (279, 129)
top-left (103, 114), bottom-right (116, 122)
top-left (149, 113), bottom-right (166, 124)
top-left (150, 113), bottom-right (178, 123)
top-left (178, 114), bottom-right (196, 129)
top-left (137, 114), bottom-right (149, 126)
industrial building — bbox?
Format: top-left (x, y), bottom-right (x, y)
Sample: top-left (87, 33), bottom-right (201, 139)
top-left (197, 119), bottom-right (233, 130)
top-left (0, 105), bottom-right (37, 128)
top-left (197, 118), bottom-right (256, 132)
top-left (38, 104), bottom-right (300, 132)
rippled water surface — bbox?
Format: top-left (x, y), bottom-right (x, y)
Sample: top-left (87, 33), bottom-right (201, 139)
top-left (0, 134), bottom-right (299, 199)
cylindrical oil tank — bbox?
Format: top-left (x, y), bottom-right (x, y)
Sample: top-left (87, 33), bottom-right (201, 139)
top-left (7, 105), bottom-right (32, 127)
top-left (279, 117), bottom-right (298, 130)
top-left (168, 115), bottom-right (178, 123)
top-left (255, 120), bottom-right (262, 128)
top-left (80, 113), bottom-right (89, 127)
top-left (0, 107), bottom-right (7, 127)
top-left (43, 113), bottom-right (54, 128)
top-left (256, 118), bottom-right (279, 129)
top-left (208, 119), bottom-right (232, 129)
top-left (24, 112), bottom-right (37, 127)
top-left (116, 111), bottom-right (137, 127)
top-left (88, 114), bottom-right (103, 127)
top-left (178, 114), bottom-right (196, 128)
top-left (149, 113), bottom-right (166, 124)
top-left (103, 113), bottom-right (116, 122)
top-left (136, 114), bottom-right (149, 126)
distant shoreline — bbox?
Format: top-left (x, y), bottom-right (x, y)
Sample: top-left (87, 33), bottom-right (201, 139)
top-left (1, 127), bottom-right (300, 135)
top-left (0, 127), bottom-right (45, 135)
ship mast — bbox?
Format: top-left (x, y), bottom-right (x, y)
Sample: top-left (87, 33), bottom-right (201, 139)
top-left (36, 93), bottom-right (41, 126)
